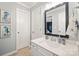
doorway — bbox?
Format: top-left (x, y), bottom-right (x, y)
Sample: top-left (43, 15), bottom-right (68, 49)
top-left (16, 8), bottom-right (30, 50)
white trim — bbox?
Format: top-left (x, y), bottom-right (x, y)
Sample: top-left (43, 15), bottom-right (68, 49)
top-left (31, 2), bottom-right (47, 10)
top-left (16, 2), bottom-right (30, 9)
top-left (2, 50), bottom-right (17, 56)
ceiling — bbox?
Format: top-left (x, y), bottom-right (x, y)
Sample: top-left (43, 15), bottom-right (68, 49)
top-left (17, 2), bottom-right (48, 9)
top-left (17, 2), bottom-right (64, 10)
top-left (22, 2), bottom-right (38, 8)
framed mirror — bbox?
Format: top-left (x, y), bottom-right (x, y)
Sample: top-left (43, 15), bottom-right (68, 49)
top-left (44, 2), bottom-right (69, 38)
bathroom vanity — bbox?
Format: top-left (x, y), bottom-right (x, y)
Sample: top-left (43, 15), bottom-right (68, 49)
top-left (31, 38), bottom-right (58, 56)
top-left (31, 2), bottom-right (79, 56)
top-left (31, 37), bottom-right (79, 56)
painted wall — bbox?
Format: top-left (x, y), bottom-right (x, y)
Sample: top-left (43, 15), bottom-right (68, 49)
top-left (31, 3), bottom-right (46, 40)
top-left (0, 2), bottom-right (30, 55)
top-left (68, 2), bottom-right (79, 40)
top-left (0, 2), bottom-right (16, 55)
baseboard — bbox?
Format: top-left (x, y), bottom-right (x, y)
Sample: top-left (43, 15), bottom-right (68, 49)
top-left (2, 45), bottom-right (30, 56)
top-left (2, 50), bottom-right (17, 56)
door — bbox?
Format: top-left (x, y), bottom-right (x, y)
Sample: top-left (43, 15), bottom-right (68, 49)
top-left (31, 7), bottom-right (42, 40)
top-left (16, 8), bottom-right (30, 49)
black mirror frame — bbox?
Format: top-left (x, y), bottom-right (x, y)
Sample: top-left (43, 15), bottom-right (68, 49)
top-left (44, 2), bottom-right (69, 38)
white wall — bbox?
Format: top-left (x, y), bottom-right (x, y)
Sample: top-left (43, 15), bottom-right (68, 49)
top-left (31, 7), bottom-right (42, 39)
top-left (68, 2), bottom-right (79, 40)
top-left (0, 2), bottom-right (16, 55)
top-left (31, 3), bottom-right (46, 40)
top-left (0, 2), bottom-right (30, 55)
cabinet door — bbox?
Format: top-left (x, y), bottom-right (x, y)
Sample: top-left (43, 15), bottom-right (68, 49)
top-left (31, 43), bottom-right (44, 56)
top-left (31, 43), bottom-right (58, 56)
top-left (38, 45), bottom-right (54, 56)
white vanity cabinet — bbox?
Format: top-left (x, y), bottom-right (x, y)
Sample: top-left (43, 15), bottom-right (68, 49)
top-left (31, 38), bottom-right (79, 56)
top-left (31, 43), bottom-right (44, 56)
top-left (31, 42), bottom-right (57, 56)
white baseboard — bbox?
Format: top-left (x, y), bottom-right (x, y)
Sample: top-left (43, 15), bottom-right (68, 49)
top-left (2, 50), bottom-right (17, 56)
top-left (2, 45), bottom-right (30, 56)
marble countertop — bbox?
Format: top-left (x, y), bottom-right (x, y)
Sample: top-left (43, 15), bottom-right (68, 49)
top-left (31, 37), bottom-right (79, 56)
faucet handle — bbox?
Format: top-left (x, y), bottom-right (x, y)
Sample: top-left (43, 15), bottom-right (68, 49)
top-left (58, 38), bottom-right (61, 43)
top-left (61, 38), bottom-right (65, 45)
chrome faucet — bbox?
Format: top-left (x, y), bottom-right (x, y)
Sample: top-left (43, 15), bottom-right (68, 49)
top-left (58, 35), bottom-right (61, 43)
top-left (61, 39), bottom-right (65, 45)
top-left (58, 35), bottom-right (66, 45)
top-left (45, 35), bottom-right (49, 39)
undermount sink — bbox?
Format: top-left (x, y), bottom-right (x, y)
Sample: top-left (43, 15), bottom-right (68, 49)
top-left (32, 37), bottom-right (79, 55)
top-left (45, 40), bottom-right (59, 48)
top-left (46, 40), bottom-right (78, 55)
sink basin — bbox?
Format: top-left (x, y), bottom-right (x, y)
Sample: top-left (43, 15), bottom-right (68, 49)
top-left (45, 40), bottom-right (59, 48)
top-left (47, 40), bottom-right (78, 55)
top-left (32, 37), bottom-right (79, 55)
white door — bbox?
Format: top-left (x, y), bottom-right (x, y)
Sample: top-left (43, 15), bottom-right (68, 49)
top-left (16, 8), bottom-right (30, 49)
top-left (32, 7), bottom-right (42, 40)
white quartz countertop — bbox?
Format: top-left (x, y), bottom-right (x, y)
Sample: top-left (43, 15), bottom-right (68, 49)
top-left (31, 37), bottom-right (79, 56)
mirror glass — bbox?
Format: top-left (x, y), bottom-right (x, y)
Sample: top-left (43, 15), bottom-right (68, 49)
top-left (45, 3), bottom-right (69, 37)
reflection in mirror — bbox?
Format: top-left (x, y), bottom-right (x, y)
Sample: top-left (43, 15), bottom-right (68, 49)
top-left (46, 16), bottom-right (52, 34)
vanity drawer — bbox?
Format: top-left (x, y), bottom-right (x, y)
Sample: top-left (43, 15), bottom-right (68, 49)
top-left (31, 42), bottom-right (58, 56)
top-left (38, 45), bottom-right (55, 56)
top-left (31, 43), bottom-right (38, 53)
